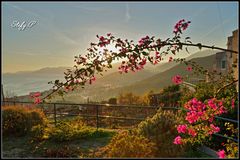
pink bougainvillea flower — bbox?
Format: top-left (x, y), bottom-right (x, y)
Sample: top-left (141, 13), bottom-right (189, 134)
top-left (177, 124), bottom-right (187, 133)
top-left (107, 33), bottom-right (111, 36)
top-left (172, 75), bottom-right (183, 85)
top-left (217, 150), bottom-right (225, 158)
top-left (91, 76), bottom-right (96, 81)
top-left (34, 97), bottom-right (42, 104)
top-left (173, 136), bottom-right (182, 145)
top-left (208, 124), bottom-right (220, 135)
top-left (34, 92), bottom-right (41, 97)
top-left (188, 128), bottom-right (197, 137)
top-left (187, 66), bottom-right (192, 71)
top-left (231, 99), bottom-right (235, 109)
top-left (99, 36), bottom-right (105, 41)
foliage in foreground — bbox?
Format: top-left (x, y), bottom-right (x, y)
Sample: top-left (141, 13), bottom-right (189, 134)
top-left (136, 109), bottom-right (187, 157)
top-left (2, 105), bottom-right (47, 136)
top-left (48, 117), bottom-right (115, 142)
top-left (95, 130), bottom-right (157, 158)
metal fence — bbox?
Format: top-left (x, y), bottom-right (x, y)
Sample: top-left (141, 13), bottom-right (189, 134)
top-left (2, 100), bottom-right (238, 143)
top-left (2, 101), bottom-right (163, 129)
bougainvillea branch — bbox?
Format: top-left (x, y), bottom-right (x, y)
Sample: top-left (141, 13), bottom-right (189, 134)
top-left (39, 19), bottom-right (238, 103)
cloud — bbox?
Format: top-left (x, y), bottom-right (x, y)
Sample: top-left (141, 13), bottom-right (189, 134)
top-left (6, 3), bottom-right (41, 18)
top-left (199, 14), bottom-right (237, 41)
top-left (125, 3), bottom-right (131, 22)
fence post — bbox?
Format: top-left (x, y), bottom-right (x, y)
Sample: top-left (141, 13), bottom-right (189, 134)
top-left (96, 105), bottom-right (99, 131)
top-left (54, 103), bottom-right (57, 126)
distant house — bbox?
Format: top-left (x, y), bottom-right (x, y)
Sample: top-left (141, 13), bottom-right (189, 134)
top-left (213, 52), bottom-right (229, 74)
top-left (213, 29), bottom-right (238, 91)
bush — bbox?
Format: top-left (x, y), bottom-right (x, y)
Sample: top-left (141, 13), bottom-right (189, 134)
top-left (48, 118), bottom-right (114, 142)
top-left (44, 145), bottom-right (82, 157)
top-left (95, 130), bottom-right (157, 158)
top-left (136, 109), bottom-right (187, 157)
top-left (2, 105), bottom-right (47, 136)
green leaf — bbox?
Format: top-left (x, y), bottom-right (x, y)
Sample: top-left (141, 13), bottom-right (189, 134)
top-left (142, 51), bottom-right (149, 56)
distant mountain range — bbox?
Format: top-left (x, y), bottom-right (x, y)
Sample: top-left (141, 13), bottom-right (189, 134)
top-left (2, 49), bottom-right (218, 102)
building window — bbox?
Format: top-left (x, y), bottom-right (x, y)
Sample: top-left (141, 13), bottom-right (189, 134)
top-left (221, 60), bottom-right (226, 69)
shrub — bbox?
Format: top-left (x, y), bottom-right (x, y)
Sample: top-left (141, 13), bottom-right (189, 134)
top-left (136, 109), bottom-right (187, 157)
top-left (95, 130), bottom-right (157, 158)
top-left (2, 105), bottom-right (47, 136)
top-left (44, 145), bottom-right (82, 157)
top-left (48, 118), bottom-right (114, 142)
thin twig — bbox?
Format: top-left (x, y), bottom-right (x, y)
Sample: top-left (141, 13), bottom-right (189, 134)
top-left (214, 79), bottom-right (238, 97)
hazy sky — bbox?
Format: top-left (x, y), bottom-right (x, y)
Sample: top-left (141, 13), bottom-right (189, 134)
top-left (2, 1), bottom-right (238, 73)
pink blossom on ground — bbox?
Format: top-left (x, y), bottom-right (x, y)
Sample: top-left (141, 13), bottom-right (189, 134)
top-left (173, 136), bottom-right (182, 145)
top-left (177, 124), bottom-right (187, 133)
top-left (217, 150), bottom-right (225, 158)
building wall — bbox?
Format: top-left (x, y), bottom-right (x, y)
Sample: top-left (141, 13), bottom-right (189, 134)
top-left (227, 29), bottom-right (238, 91)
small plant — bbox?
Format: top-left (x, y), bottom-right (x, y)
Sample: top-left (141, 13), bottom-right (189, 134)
top-left (95, 130), bottom-right (157, 158)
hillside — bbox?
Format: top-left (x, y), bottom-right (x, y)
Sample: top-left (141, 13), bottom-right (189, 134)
top-left (3, 49), bottom-right (218, 101)
top-left (49, 54), bottom-right (216, 103)
top-left (111, 54), bottom-right (216, 95)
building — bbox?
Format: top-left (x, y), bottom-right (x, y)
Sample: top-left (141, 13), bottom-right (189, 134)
top-left (214, 51), bottom-right (229, 74)
top-left (213, 29), bottom-right (238, 91)
top-left (227, 29), bottom-right (238, 91)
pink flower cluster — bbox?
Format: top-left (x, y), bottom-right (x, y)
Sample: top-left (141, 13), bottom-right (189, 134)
top-left (208, 124), bottom-right (220, 135)
top-left (98, 36), bottom-right (110, 47)
top-left (177, 124), bottom-right (197, 137)
top-left (177, 124), bottom-right (187, 133)
top-left (217, 150), bottom-right (225, 158)
top-left (30, 92), bottom-right (42, 104)
top-left (172, 75), bottom-right (183, 84)
top-left (174, 98), bottom-right (226, 146)
top-left (138, 36), bottom-right (150, 46)
top-left (118, 57), bottom-right (147, 74)
top-left (173, 19), bottom-right (191, 34)
top-left (184, 98), bottom-right (206, 123)
top-left (173, 136), bottom-right (182, 144)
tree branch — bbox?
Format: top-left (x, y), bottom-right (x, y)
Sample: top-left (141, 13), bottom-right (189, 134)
top-left (41, 41), bottom-right (238, 101)
top-left (214, 79), bottom-right (238, 97)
